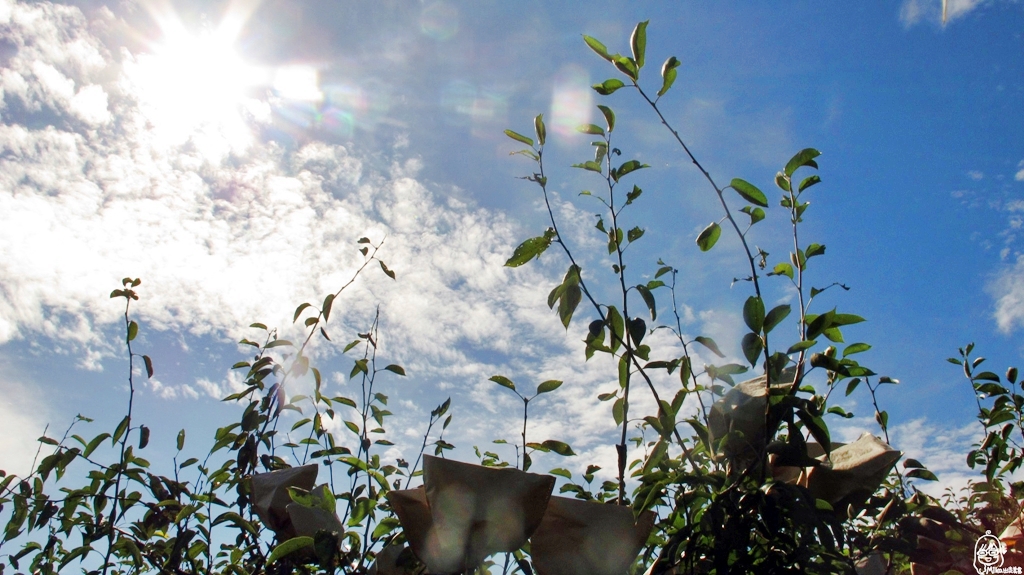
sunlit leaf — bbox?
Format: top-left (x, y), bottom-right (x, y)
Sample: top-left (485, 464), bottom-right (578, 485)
top-left (504, 129), bottom-right (534, 147)
top-left (694, 336), bottom-right (725, 358)
top-left (696, 222), bottom-right (721, 251)
top-left (731, 178), bottom-right (768, 207)
top-left (490, 375), bottom-right (516, 392)
top-left (630, 21), bottom-right (648, 69)
top-left (536, 380), bottom-right (563, 395)
top-left (268, 537), bottom-right (314, 563)
top-left (383, 364), bottom-right (406, 376)
top-left (784, 148), bottom-right (821, 177)
top-left (583, 35), bottom-right (614, 62)
top-left (658, 56), bottom-right (680, 97)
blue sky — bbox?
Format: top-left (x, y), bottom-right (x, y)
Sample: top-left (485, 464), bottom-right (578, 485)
top-left (1, 0), bottom-right (1022, 500)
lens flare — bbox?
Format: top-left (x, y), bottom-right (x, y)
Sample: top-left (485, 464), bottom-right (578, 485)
top-left (550, 64), bottom-right (592, 140)
top-left (273, 65), bottom-right (323, 102)
top-left (420, 1), bottom-right (459, 41)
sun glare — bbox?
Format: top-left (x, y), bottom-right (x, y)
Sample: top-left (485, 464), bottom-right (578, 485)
top-left (132, 24), bottom-right (267, 156)
top-left (127, 1), bottom-right (331, 159)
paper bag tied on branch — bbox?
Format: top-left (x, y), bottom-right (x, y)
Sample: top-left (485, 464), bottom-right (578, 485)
top-left (388, 455), bottom-right (554, 574)
top-left (530, 496), bottom-right (656, 575)
top-left (803, 432), bottom-right (902, 509)
top-left (708, 371), bottom-right (794, 461)
top-left (249, 464), bottom-right (318, 540)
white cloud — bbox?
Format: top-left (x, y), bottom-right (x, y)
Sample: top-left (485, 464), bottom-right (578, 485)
top-left (989, 254), bottom-right (1024, 334)
top-left (1015, 160), bottom-right (1024, 182)
top-left (0, 361), bottom-right (58, 477)
top-left (900, 0), bottom-right (989, 27)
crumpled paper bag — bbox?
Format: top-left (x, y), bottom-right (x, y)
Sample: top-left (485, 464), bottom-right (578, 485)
top-left (803, 432), bottom-right (902, 509)
top-left (1000, 508), bottom-right (1024, 550)
top-left (530, 496), bottom-right (656, 575)
top-left (387, 455), bottom-right (554, 574)
top-left (367, 543), bottom-right (418, 575)
top-left (708, 371), bottom-right (794, 461)
top-left (249, 464), bottom-right (318, 540)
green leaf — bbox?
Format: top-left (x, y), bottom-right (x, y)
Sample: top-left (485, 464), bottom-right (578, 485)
top-left (798, 175), bottom-right (821, 192)
top-left (775, 172), bottom-right (791, 192)
top-left (784, 148), bottom-right (821, 177)
top-left (658, 56), bottom-right (680, 97)
top-left (559, 284), bottom-right (582, 329)
top-left (770, 262), bottom-right (794, 280)
top-left (176, 429), bottom-right (185, 451)
top-left (578, 123), bottom-right (605, 136)
top-left (831, 313), bottom-right (866, 327)
top-left (549, 468), bottom-right (572, 479)
top-left (742, 333), bottom-right (763, 367)
top-left (694, 336), bottom-right (725, 358)
top-left (787, 340), bottom-right (817, 354)
top-left (696, 222), bottom-right (721, 251)
top-left (806, 309), bottom-right (836, 340)
top-left (628, 317), bottom-right (647, 345)
top-left (626, 185), bottom-right (643, 205)
top-left (322, 293), bottom-right (336, 322)
top-left (534, 114), bottom-right (546, 146)
top-left (84, 433), bottom-right (110, 458)
top-left (763, 304), bottom-right (791, 335)
top-left (797, 409), bottom-right (830, 452)
top-left (740, 206), bottom-right (765, 225)
top-left (805, 243), bottom-right (826, 259)
top-left (592, 78), bottom-right (626, 95)
top-left (822, 327), bottom-right (844, 343)
top-left (827, 406), bottom-right (855, 419)
top-left (138, 425), bottom-right (150, 449)
top-left (113, 416), bottom-right (130, 446)
top-left (630, 21), bottom-right (648, 69)
top-left (607, 306), bottom-right (625, 354)
top-left (504, 129), bottom-right (534, 147)
top-left (127, 320), bottom-right (139, 342)
top-left (613, 397), bottom-right (624, 425)
top-left (615, 160), bottom-right (647, 181)
top-left (678, 356), bottom-right (692, 385)
top-left (907, 468), bottom-right (938, 481)
top-left (505, 232), bottom-right (554, 267)
top-left (350, 358), bottom-right (369, 378)
top-left (597, 105), bottom-right (615, 133)
top-left (266, 339), bottom-right (294, 349)
top-left (268, 536), bottom-right (314, 563)
top-left (490, 375), bottom-right (516, 392)
top-left (293, 302), bottom-right (312, 322)
top-left (845, 378), bottom-right (861, 396)
top-left (731, 178), bottom-right (768, 207)
top-left (542, 440), bottom-right (575, 456)
top-left (383, 364), bottom-right (406, 376)
top-left (536, 380), bottom-right (563, 395)
top-left (379, 260), bottom-right (396, 280)
top-left (743, 296), bottom-right (765, 333)
top-left (143, 354), bottom-right (154, 378)
top-left (583, 35), bottom-right (614, 62)
top-left (612, 55), bottom-right (638, 81)
top-left (636, 284), bottom-right (657, 320)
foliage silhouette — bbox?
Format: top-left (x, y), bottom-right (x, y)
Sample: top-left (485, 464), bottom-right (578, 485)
top-left (2, 20), bottom-right (1022, 575)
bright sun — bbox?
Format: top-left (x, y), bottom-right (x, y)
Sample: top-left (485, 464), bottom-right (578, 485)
top-left (131, 25), bottom-right (267, 156)
top-left (128, 5), bottom-right (326, 160)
